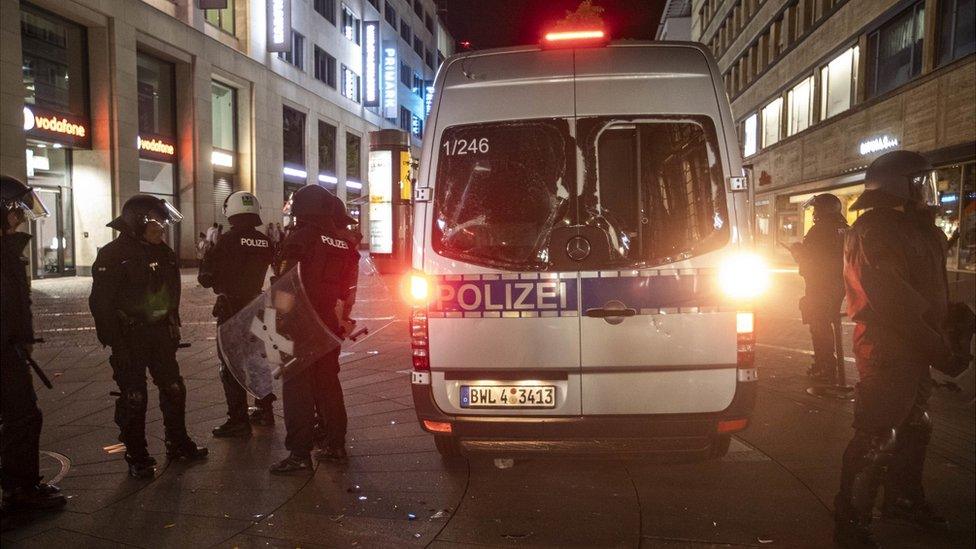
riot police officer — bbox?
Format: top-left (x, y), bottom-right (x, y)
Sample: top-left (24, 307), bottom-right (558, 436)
top-left (789, 193), bottom-right (848, 381)
top-left (1, 175), bottom-right (66, 512)
top-left (89, 195), bottom-right (207, 479)
top-left (270, 185), bottom-right (359, 474)
top-left (834, 151), bottom-right (970, 547)
top-left (198, 191), bottom-right (275, 437)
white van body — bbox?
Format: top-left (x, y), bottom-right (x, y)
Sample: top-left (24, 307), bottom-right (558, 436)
top-left (409, 41), bottom-right (758, 457)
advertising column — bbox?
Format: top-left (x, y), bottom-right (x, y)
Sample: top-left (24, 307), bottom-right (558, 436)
top-left (368, 130), bottom-right (412, 273)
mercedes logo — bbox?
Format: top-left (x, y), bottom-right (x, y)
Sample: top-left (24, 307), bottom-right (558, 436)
top-left (566, 236), bottom-right (591, 261)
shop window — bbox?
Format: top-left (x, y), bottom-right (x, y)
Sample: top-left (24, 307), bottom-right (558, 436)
top-left (341, 4), bottom-right (361, 44)
top-left (761, 97), bottom-right (782, 148)
top-left (137, 53), bottom-right (175, 137)
top-left (959, 164), bottom-right (976, 271)
top-left (938, 0), bottom-right (975, 66)
top-left (277, 32), bottom-right (305, 69)
top-left (204, 1), bottom-right (235, 35)
top-left (314, 46), bottom-right (337, 88)
top-left (314, 0), bottom-right (336, 25)
top-left (401, 21), bottom-right (412, 44)
top-left (341, 65), bottom-right (360, 103)
top-left (868, 2), bottom-right (925, 98)
top-left (399, 106), bottom-right (411, 132)
top-left (211, 81), bottom-right (236, 156)
top-left (283, 106), bottom-right (306, 170)
top-left (346, 132), bottom-right (362, 190)
top-left (938, 163), bottom-right (976, 271)
top-left (21, 3), bottom-right (89, 117)
top-left (820, 46), bottom-right (859, 120)
top-left (787, 76), bottom-right (814, 136)
top-left (742, 113), bottom-right (758, 157)
top-left (318, 120), bottom-right (337, 179)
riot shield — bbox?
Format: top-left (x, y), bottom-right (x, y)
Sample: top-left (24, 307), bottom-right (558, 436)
top-left (339, 254), bottom-right (399, 352)
top-left (217, 267), bottom-right (342, 399)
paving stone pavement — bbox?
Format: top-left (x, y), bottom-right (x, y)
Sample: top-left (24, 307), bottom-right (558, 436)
top-left (1, 266), bottom-right (973, 548)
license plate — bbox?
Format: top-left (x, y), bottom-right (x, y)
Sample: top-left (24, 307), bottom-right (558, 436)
top-left (460, 385), bottom-right (556, 408)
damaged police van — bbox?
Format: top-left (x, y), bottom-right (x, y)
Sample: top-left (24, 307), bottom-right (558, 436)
top-left (407, 31), bottom-right (768, 460)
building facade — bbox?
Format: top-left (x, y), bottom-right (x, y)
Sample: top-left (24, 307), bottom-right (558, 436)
top-left (0, 0), bottom-right (452, 276)
top-left (692, 0), bottom-right (975, 297)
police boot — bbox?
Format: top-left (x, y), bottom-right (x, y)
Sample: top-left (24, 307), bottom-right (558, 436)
top-left (248, 406), bottom-right (275, 426)
top-left (125, 453), bottom-right (158, 479)
top-left (269, 454), bottom-right (313, 475)
top-left (212, 419), bottom-right (252, 438)
top-left (882, 497), bottom-right (949, 532)
top-left (1, 485), bottom-right (67, 513)
top-left (165, 438), bottom-right (209, 460)
top-left (316, 444), bottom-right (348, 462)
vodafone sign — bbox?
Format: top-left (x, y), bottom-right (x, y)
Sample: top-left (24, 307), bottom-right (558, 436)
top-left (23, 105), bottom-right (91, 148)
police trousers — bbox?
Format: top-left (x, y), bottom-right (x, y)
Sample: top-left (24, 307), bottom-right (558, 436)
top-left (282, 349), bottom-right (346, 458)
top-left (800, 292), bottom-right (844, 371)
top-left (1, 346), bottom-right (42, 490)
top-left (109, 323), bottom-right (189, 457)
top-left (837, 364), bottom-right (933, 519)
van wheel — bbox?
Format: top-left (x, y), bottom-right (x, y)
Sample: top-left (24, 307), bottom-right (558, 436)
top-left (709, 434), bottom-right (731, 459)
top-left (434, 435), bottom-right (463, 461)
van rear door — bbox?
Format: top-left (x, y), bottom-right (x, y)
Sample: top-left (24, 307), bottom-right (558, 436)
top-left (571, 45), bottom-right (738, 415)
top-left (424, 49), bottom-right (582, 417)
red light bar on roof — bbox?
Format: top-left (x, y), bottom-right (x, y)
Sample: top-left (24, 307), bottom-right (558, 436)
top-left (544, 29), bottom-right (606, 42)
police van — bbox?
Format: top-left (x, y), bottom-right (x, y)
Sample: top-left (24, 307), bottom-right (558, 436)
top-left (406, 31), bottom-right (768, 459)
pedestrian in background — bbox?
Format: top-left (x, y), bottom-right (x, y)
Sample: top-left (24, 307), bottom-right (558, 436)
top-left (269, 186), bottom-right (359, 474)
top-left (1, 175), bottom-right (66, 513)
top-left (199, 192), bottom-right (275, 438)
top-left (89, 195), bottom-right (208, 479)
top-left (206, 222), bottom-right (219, 246)
top-left (788, 193), bottom-right (848, 382)
top-left (834, 151), bottom-right (970, 548)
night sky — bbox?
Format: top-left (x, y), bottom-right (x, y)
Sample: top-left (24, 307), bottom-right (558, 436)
top-left (435, 0), bottom-right (668, 50)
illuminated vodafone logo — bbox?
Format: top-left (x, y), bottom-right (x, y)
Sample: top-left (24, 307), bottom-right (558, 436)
top-left (138, 136), bottom-right (176, 156)
top-left (23, 106), bottom-right (86, 138)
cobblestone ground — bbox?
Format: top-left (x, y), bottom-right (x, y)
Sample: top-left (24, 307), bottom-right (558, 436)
top-left (2, 263), bottom-right (973, 548)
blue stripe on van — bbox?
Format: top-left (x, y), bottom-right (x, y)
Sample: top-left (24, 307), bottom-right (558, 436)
top-left (579, 272), bottom-right (720, 312)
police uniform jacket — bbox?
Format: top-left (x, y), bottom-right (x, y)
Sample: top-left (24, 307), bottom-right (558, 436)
top-left (844, 207), bottom-right (949, 370)
top-left (275, 222), bottom-right (359, 332)
top-left (198, 225), bottom-right (272, 321)
top-left (89, 233), bottom-right (181, 347)
top-left (1, 232), bottom-right (34, 353)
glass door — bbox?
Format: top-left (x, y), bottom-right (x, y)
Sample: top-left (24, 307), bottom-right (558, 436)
top-left (31, 188), bottom-right (64, 278)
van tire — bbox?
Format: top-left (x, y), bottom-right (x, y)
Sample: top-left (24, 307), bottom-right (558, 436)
top-left (709, 434), bottom-right (731, 459)
top-left (434, 435), bottom-right (463, 461)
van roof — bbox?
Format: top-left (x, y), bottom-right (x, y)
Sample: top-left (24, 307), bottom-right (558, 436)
top-left (435, 41), bottom-right (725, 125)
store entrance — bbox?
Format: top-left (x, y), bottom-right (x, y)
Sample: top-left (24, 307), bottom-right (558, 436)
top-left (31, 187), bottom-right (74, 278)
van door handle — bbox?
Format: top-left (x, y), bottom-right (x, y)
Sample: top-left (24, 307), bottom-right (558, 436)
top-left (584, 308), bottom-right (637, 318)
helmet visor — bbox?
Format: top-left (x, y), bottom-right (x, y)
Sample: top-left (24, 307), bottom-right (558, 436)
top-left (5, 188), bottom-right (51, 220)
top-left (156, 200), bottom-right (184, 225)
top-left (911, 171), bottom-right (939, 207)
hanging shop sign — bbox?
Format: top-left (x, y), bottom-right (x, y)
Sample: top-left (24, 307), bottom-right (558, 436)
top-left (137, 134), bottom-right (177, 161)
top-left (382, 41), bottom-right (398, 119)
top-left (266, 0), bottom-right (291, 52)
top-left (424, 81), bottom-right (435, 118)
top-left (23, 105), bottom-right (91, 149)
top-left (363, 21), bottom-right (380, 108)
top-left (859, 135), bottom-right (899, 156)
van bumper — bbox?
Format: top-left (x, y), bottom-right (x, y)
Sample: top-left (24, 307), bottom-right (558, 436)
top-left (411, 378), bottom-right (757, 456)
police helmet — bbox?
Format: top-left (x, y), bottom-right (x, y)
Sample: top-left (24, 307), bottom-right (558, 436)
top-left (285, 184), bottom-right (355, 227)
top-left (850, 150), bottom-right (938, 210)
top-left (1, 174), bottom-right (49, 230)
top-left (223, 191), bottom-right (262, 227)
top-left (802, 193), bottom-right (843, 220)
top-left (108, 194), bottom-right (183, 237)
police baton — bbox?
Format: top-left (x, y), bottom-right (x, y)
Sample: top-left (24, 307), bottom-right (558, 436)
top-left (14, 339), bottom-right (53, 389)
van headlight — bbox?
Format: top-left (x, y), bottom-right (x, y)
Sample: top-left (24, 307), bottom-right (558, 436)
top-left (718, 253), bottom-right (770, 301)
